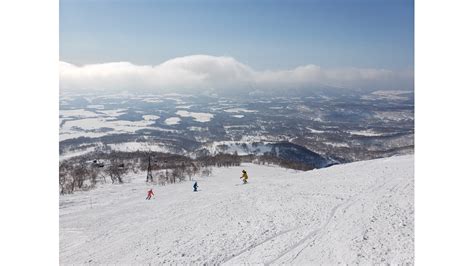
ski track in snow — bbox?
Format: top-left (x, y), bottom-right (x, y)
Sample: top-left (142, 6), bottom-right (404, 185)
top-left (60, 155), bottom-right (414, 265)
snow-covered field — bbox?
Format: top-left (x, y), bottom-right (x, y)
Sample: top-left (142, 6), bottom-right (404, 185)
top-left (306, 127), bottom-right (325, 134)
top-left (59, 108), bottom-right (156, 141)
top-left (60, 117), bottom-right (156, 141)
top-left (60, 155), bottom-right (413, 265)
top-left (348, 129), bottom-right (385, 137)
top-left (203, 141), bottom-right (273, 156)
top-left (324, 142), bottom-right (350, 148)
top-left (142, 115), bottom-right (160, 121)
top-left (176, 110), bottom-right (214, 122)
top-left (60, 141), bottom-right (181, 160)
top-left (106, 142), bottom-right (174, 153)
top-left (374, 111), bottom-right (414, 122)
top-left (224, 108), bottom-right (257, 113)
top-left (164, 117), bottom-right (181, 125)
top-left (361, 90), bottom-right (412, 101)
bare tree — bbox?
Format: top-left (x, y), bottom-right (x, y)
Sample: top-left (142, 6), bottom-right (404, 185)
top-left (89, 166), bottom-right (99, 187)
top-left (185, 163), bottom-right (198, 181)
top-left (158, 171), bottom-right (167, 186)
top-left (170, 168), bottom-right (179, 183)
top-left (59, 162), bottom-right (72, 194)
top-left (71, 163), bottom-right (88, 189)
top-left (164, 169), bottom-right (170, 183)
top-left (201, 167), bottom-right (212, 177)
top-left (146, 155), bottom-right (153, 182)
top-left (105, 159), bottom-right (128, 184)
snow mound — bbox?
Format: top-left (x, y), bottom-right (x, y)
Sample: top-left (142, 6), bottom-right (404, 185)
top-left (60, 155), bottom-right (413, 264)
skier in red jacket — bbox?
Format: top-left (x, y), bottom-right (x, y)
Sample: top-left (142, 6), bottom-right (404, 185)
top-left (146, 189), bottom-right (154, 200)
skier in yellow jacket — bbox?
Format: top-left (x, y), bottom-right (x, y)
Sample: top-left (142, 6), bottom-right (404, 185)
top-left (240, 170), bottom-right (248, 184)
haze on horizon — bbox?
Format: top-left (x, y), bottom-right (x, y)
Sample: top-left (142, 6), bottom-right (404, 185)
top-left (60, 0), bottom-right (414, 93)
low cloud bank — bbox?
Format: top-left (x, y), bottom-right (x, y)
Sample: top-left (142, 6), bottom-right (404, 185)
top-left (60, 55), bottom-right (413, 94)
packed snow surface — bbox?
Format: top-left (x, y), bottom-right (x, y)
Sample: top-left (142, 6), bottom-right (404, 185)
top-left (60, 155), bottom-right (413, 265)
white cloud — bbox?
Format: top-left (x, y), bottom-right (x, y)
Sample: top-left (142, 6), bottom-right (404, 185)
top-left (60, 55), bottom-right (413, 94)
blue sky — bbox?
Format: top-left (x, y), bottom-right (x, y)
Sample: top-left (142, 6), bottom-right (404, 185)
top-left (60, 0), bottom-right (413, 71)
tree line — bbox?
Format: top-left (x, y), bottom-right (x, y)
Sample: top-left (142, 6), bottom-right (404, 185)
top-left (59, 150), bottom-right (316, 194)
top-left (59, 151), bottom-right (241, 194)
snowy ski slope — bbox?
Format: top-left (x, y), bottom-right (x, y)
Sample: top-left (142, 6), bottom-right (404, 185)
top-left (60, 155), bottom-right (413, 264)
